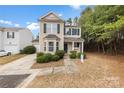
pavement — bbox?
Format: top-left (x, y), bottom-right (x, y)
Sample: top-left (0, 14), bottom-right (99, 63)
top-left (0, 54), bottom-right (78, 88)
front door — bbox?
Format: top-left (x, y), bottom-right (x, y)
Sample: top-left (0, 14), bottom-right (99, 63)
top-left (64, 43), bottom-right (68, 53)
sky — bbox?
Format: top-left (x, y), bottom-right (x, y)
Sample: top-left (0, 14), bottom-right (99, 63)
top-left (0, 5), bottom-right (86, 38)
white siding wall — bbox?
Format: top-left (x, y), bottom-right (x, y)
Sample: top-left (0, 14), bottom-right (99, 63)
top-left (3, 31), bottom-right (20, 54)
top-left (19, 29), bottom-right (32, 50)
top-left (0, 31), bottom-right (3, 50)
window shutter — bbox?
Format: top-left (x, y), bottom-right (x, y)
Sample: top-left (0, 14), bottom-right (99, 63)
top-left (57, 24), bottom-right (60, 34)
top-left (44, 23), bottom-right (46, 33)
top-left (7, 32), bottom-right (9, 38)
top-left (12, 32), bottom-right (15, 38)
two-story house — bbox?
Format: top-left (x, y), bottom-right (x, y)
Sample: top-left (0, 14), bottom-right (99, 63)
top-left (0, 27), bottom-right (33, 54)
top-left (39, 12), bottom-right (84, 54)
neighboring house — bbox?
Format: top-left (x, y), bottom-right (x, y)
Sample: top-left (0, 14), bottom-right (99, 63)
top-left (39, 12), bottom-right (84, 54)
top-left (0, 27), bottom-right (33, 54)
top-left (32, 38), bottom-right (40, 52)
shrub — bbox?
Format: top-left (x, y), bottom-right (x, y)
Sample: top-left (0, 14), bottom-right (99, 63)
top-left (52, 55), bottom-right (60, 61)
top-left (69, 51), bottom-right (77, 59)
top-left (69, 53), bottom-right (77, 59)
top-left (70, 51), bottom-right (77, 54)
top-left (77, 52), bottom-right (86, 59)
top-left (22, 46), bottom-right (36, 54)
top-left (36, 56), bottom-right (46, 63)
top-left (77, 52), bottom-right (82, 58)
top-left (55, 50), bottom-right (65, 59)
top-left (36, 53), bottom-right (53, 63)
top-left (37, 52), bottom-right (44, 57)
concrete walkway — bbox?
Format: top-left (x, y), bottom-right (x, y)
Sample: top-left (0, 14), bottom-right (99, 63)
top-left (64, 55), bottom-right (79, 73)
top-left (0, 54), bottom-right (79, 88)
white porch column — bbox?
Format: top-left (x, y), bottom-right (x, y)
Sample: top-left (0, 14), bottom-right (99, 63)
top-left (46, 41), bottom-right (48, 53)
top-left (54, 40), bottom-right (56, 52)
top-left (82, 41), bottom-right (84, 53)
top-left (72, 41), bottom-right (74, 50)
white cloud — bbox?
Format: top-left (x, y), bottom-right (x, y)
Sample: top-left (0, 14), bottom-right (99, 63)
top-left (26, 22), bottom-right (39, 30)
top-left (0, 19), bottom-right (21, 27)
top-left (70, 5), bottom-right (81, 10)
top-left (26, 22), bottom-right (31, 25)
top-left (0, 20), bottom-right (12, 25)
top-left (14, 24), bottom-right (20, 27)
top-left (58, 13), bottom-right (63, 17)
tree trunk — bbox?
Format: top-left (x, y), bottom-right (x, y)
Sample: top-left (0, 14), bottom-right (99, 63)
top-left (114, 43), bottom-right (117, 55)
top-left (97, 43), bottom-right (100, 52)
top-left (101, 42), bottom-right (105, 54)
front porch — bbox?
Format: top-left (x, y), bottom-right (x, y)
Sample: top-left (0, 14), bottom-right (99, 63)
top-left (64, 38), bottom-right (84, 53)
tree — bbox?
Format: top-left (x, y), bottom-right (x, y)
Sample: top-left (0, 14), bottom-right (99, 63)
top-left (66, 18), bottom-right (72, 24)
top-left (79, 5), bottom-right (124, 54)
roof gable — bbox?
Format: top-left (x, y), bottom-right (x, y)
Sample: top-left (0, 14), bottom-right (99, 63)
top-left (39, 12), bottom-right (64, 22)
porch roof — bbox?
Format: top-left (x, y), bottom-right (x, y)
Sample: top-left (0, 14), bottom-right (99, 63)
top-left (44, 34), bottom-right (60, 40)
top-left (64, 37), bottom-right (84, 42)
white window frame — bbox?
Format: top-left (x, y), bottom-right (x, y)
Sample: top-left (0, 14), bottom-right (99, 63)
top-left (48, 42), bottom-right (54, 51)
top-left (46, 23), bottom-right (58, 34)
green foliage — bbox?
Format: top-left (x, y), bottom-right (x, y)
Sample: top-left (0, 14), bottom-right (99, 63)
top-left (69, 51), bottom-right (77, 59)
top-left (37, 52), bottom-right (44, 57)
top-left (55, 50), bottom-right (65, 59)
top-left (79, 5), bottom-right (124, 53)
top-left (36, 53), bottom-right (53, 63)
top-left (52, 55), bottom-right (60, 61)
top-left (22, 46), bottom-right (36, 54)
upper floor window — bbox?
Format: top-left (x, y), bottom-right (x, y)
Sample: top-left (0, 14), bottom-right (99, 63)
top-left (7, 32), bottom-right (15, 39)
top-left (65, 28), bottom-right (80, 36)
top-left (72, 28), bottom-right (79, 35)
top-left (44, 23), bottom-right (60, 34)
top-left (65, 28), bottom-right (71, 35)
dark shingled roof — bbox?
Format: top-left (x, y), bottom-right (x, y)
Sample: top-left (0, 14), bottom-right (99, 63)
top-left (44, 34), bottom-right (60, 40)
top-left (64, 37), bottom-right (84, 42)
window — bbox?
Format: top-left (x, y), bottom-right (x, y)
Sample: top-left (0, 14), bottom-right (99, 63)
top-left (56, 42), bottom-right (59, 50)
top-left (52, 23), bottom-right (57, 33)
top-left (66, 28), bottom-right (71, 35)
top-left (74, 42), bottom-right (79, 47)
top-left (7, 32), bottom-right (15, 39)
top-left (45, 23), bottom-right (58, 34)
top-left (49, 42), bottom-right (54, 51)
top-left (44, 42), bottom-right (46, 51)
top-left (72, 28), bottom-right (80, 35)
top-left (46, 23), bottom-right (51, 33)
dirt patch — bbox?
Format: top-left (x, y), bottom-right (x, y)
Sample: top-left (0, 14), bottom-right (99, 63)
top-left (27, 53), bottom-right (124, 88)
top-left (0, 54), bottom-right (26, 65)
top-left (31, 59), bottom-right (64, 69)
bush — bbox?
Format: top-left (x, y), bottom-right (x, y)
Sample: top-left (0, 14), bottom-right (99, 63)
top-left (77, 52), bottom-right (82, 58)
top-left (70, 51), bottom-right (77, 54)
top-left (22, 46), bottom-right (36, 54)
top-left (55, 50), bottom-right (65, 59)
top-left (37, 52), bottom-right (44, 57)
top-left (77, 52), bottom-right (86, 59)
top-left (69, 53), bottom-right (77, 59)
top-left (69, 51), bottom-right (77, 59)
top-left (36, 53), bottom-right (53, 63)
top-left (52, 55), bottom-right (60, 61)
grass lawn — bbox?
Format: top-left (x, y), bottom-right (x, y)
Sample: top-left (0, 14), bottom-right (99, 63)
top-left (27, 53), bottom-right (124, 88)
top-left (31, 59), bottom-right (64, 69)
top-left (0, 54), bottom-right (26, 65)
